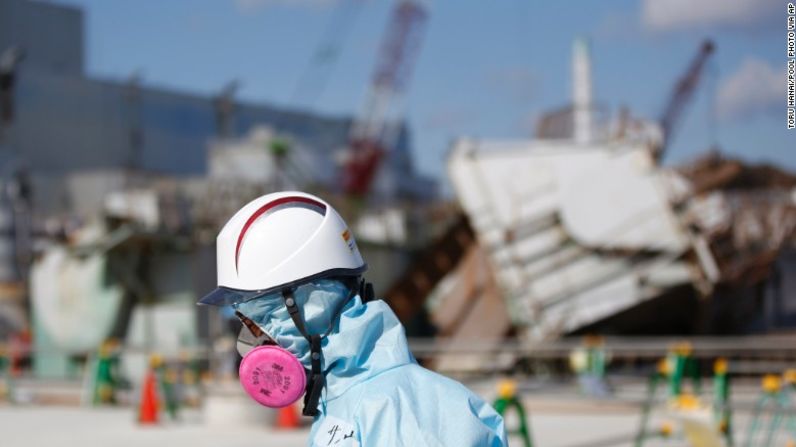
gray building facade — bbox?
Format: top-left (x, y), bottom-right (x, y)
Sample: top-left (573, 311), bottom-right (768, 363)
top-left (0, 0), bottom-right (434, 218)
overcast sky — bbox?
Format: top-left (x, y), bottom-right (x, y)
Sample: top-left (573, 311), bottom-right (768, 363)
top-left (57, 0), bottom-right (791, 183)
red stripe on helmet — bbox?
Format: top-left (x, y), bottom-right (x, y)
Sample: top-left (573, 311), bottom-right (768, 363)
top-left (235, 196), bottom-right (327, 273)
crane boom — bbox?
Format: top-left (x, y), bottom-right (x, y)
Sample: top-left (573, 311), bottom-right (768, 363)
top-left (658, 39), bottom-right (715, 160)
top-left (343, 0), bottom-right (428, 196)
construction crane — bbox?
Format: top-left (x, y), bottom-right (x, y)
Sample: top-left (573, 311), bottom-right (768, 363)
top-left (290, 0), bottom-right (366, 108)
top-left (657, 39), bottom-right (715, 161)
top-left (342, 0), bottom-right (429, 197)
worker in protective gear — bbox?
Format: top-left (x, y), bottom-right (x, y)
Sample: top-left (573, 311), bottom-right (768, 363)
top-left (200, 191), bottom-right (507, 447)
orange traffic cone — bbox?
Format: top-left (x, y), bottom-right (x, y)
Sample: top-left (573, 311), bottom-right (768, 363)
top-left (138, 369), bottom-right (160, 424)
top-left (276, 403), bottom-right (300, 429)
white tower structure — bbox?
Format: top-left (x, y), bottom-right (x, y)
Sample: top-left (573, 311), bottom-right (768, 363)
top-left (572, 38), bottom-right (593, 144)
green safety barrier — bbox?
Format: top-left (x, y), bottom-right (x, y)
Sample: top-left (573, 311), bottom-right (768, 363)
top-left (493, 380), bottom-right (533, 447)
top-left (667, 343), bottom-right (701, 398)
top-left (93, 340), bottom-right (121, 405)
top-left (634, 359), bottom-right (670, 447)
top-left (713, 359), bottom-right (733, 446)
top-left (635, 345), bottom-right (721, 447)
top-left (744, 374), bottom-right (796, 447)
top-left (151, 355), bottom-right (180, 421)
top-left (179, 351), bottom-right (204, 407)
top-left (570, 336), bottom-right (611, 397)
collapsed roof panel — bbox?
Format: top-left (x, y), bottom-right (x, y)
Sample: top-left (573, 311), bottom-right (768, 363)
top-left (447, 138), bottom-right (709, 339)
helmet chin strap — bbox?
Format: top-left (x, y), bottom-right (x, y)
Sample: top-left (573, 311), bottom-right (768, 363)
top-left (281, 288), bottom-right (321, 416)
top-left (359, 278), bottom-right (375, 303)
top-left (281, 280), bottom-right (369, 417)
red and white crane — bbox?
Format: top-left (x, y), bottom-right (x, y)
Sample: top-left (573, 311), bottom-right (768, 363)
top-left (342, 0), bottom-right (429, 197)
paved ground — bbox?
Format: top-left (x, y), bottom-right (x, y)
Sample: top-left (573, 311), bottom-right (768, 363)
top-left (0, 405), bottom-right (645, 447)
top-left (0, 406), bottom-right (310, 447)
top-left (0, 380), bottom-right (785, 447)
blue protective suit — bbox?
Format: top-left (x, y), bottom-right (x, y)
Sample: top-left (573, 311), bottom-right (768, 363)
top-left (234, 280), bottom-right (507, 447)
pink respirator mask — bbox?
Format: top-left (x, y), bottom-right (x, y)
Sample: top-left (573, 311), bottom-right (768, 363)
top-left (235, 311), bottom-right (307, 408)
top-left (233, 281), bottom-right (371, 416)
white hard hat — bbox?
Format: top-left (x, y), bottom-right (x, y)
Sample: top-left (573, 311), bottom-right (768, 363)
top-left (199, 191), bottom-right (366, 306)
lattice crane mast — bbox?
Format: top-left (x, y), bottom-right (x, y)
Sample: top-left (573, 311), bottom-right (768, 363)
top-left (657, 39), bottom-right (715, 161)
top-left (342, 0), bottom-right (428, 196)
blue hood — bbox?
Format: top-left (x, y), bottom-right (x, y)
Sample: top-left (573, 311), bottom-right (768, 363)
top-left (236, 281), bottom-right (508, 446)
top-left (318, 296), bottom-right (415, 400)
